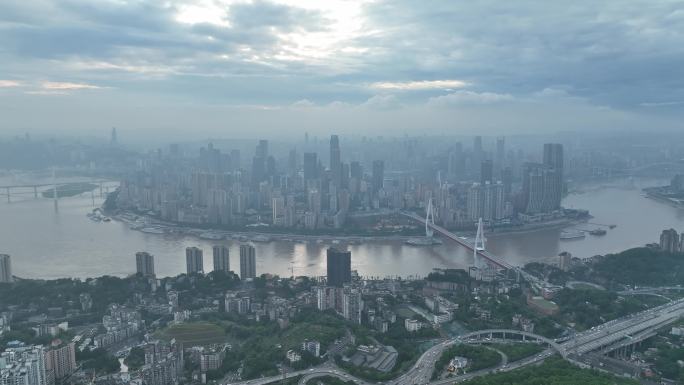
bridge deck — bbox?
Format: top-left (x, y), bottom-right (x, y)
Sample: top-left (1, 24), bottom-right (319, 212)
top-left (402, 212), bottom-right (512, 269)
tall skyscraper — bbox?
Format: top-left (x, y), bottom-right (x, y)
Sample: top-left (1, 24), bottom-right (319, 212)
top-left (350, 161), bottom-right (362, 179)
top-left (495, 136), bottom-right (505, 174)
top-left (330, 135), bottom-right (341, 187)
top-left (212, 246), bottom-right (230, 273)
top-left (372, 160), bottom-right (384, 194)
top-left (502, 166), bottom-right (513, 197)
top-left (186, 247), bottom-right (203, 274)
top-left (521, 163), bottom-right (545, 214)
top-left (239, 244), bottom-right (256, 279)
top-left (480, 160), bottom-right (494, 185)
top-left (135, 252), bottom-right (155, 277)
top-left (326, 248), bottom-right (351, 287)
top-left (467, 183), bottom-right (482, 221)
top-left (272, 196), bottom-right (285, 225)
top-left (256, 139), bottom-right (268, 158)
top-left (542, 143), bottom-right (564, 211)
top-left (303, 152), bottom-right (318, 181)
top-left (660, 229), bottom-right (680, 253)
top-left (543, 143), bottom-right (564, 170)
top-left (0, 254), bottom-right (12, 283)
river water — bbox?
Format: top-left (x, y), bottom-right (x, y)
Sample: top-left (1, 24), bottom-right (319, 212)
top-left (1, 177), bottom-right (683, 279)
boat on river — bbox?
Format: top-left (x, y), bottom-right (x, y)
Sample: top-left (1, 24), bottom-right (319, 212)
top-left (560, 231), bottom-right (585, 240)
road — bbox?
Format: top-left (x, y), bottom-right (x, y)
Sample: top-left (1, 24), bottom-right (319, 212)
top-left (561, 297), bottom-right (684, 356)
top-left (226, 299), bottom-right (684, 385)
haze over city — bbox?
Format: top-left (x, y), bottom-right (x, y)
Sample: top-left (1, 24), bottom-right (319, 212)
top-left (2, 0), bottom-right (684, 139)
top-left (2, 2), bottom-right (684, 385)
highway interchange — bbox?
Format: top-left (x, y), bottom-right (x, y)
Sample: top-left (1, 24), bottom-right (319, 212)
top-left (226, 297), bottom-right (684, 385)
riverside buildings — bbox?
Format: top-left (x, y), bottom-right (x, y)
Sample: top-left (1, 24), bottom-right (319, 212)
top-left (326, 248), bottom-right (351, 287)
top-left (136, 252), bottom-right (155, 277)
top-left (186, 247), bottom-right (204, 275)
top-left (212, 246), bottom-right (230, 273)
top-left (239, 244), bottom-right (256, 279)
top-left (114, 137), bottom-right (569, 232)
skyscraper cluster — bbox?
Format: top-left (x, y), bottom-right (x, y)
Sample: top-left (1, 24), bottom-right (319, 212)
top-left (314, 248), bottom-right (361, 323)
top-left (115, 135), bottom-right (389, 232)
top-left (521, 143), bottom-right (564, 215)
top-left (115, 135), bottom-right (568, 232)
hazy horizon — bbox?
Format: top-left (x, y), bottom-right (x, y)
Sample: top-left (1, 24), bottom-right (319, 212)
top-left (1, 0), bottom-right (683, 138)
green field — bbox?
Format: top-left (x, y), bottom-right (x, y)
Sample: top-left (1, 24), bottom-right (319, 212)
top-left (156, 322), bottom-right (227, 346)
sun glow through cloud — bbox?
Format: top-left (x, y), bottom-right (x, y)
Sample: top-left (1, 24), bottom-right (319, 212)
top-left (42, 82), bottom-right (102, 90)
top-left (371, 80), bottom-right (469, 90)
top-left (0, 80), bottom-right (22, 88)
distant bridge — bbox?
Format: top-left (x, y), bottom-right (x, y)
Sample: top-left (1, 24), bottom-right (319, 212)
top-left (401, 211), bottom-right (512, 270)
top-left (0, 179), bottom-right (113, 203)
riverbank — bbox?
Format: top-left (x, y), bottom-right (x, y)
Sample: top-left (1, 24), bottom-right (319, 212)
top-left (643, 187), bottom-right (684, 209)
top-left (111, 208), bottom-right (587, 243)
top-left (111, 211), bottom-right (421, 244)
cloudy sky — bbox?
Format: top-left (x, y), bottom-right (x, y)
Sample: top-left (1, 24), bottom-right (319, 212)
top-left (1, 0), bottom-right (683, 139)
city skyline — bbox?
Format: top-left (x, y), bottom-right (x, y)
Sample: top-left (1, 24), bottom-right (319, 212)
top-left (3, 2), bottom-right (684, 384)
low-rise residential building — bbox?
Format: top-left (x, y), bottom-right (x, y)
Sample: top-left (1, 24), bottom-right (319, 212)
top-left (404, 319), bottom-right (422, 332)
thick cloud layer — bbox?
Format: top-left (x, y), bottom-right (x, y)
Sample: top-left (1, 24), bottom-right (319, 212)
top-left (0, 0), bottom-right (682, 138)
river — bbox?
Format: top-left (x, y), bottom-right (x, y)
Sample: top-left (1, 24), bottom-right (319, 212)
top-left (1, 177), bottom-right (683, 279)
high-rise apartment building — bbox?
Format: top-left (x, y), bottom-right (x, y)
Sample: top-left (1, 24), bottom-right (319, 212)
top-left (272, 196), bottom-right (285, 225)
top-left (212, 246), bottom-right (229, 273)
top-left (521, 163), bottom-right (545, 214)
top-left (185, 247), bottom-right (203, 275)
top-left (326, 248), bottom-right (351, 287)
top-left (542, 143), bottom-right (564, 211)
top-left (303, 152), bottom-right (318, 181)
top-left (660, 229), bottom-right (680, 253)
top-left (45, 340), bottom-right (77, 381)
top-left (495, 136), bottom-right (505, 174)
top-left (372, 160), bottom-right (384, 194)
top-left (342, 289), bottom-right (363, 324)
top-left (135, 252), bottom-right (155, 277)
top-left (330, 135), bottom-right (342, 187)
top-left (480, 160), bottom-right (493, 185)
top-left (467, 183), bottom-right (482, 221)
top-left (0, 254), bottom-right (12, 283)
top-left (239, 244), bottom-right (256, 279)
